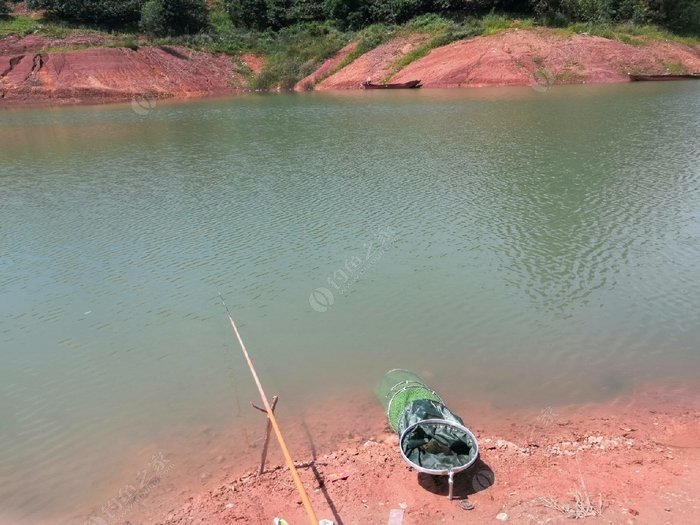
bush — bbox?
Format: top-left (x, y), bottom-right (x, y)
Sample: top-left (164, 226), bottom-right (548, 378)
top-left (139, 0), bottom-right (209, 35)
top-left (250, 21), bottom-right (346, 88)
top-left (0, 0), bottom-right (9, 17)
top-left (26, 1), bottom-right (144, 27)
top-left (140, 0), bottom-right (167, 34)
top-left (666, 0), bottom-right (700, 34)
top-left (223, 0), bottom-right (272, 29)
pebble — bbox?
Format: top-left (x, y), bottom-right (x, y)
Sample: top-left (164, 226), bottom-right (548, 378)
top-left (225, 502), bottom-right (234, 509)
top-left (398, 502), bottom-right (407, 509)
top-left (496, 512), bottom-right (509, 522)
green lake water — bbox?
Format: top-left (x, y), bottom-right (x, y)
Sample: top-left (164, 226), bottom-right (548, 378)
top-left (1, 83), bottom-right (699, 522)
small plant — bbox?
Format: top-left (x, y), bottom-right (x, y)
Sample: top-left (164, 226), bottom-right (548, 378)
top-left (554, 68), bottom-right (583, 83)
top-left (535, 66), bottom-right (555, 86)
top-left (539, 478), bottom-right (604, 519)
top-left (662, 61), bottom-right (689, 74)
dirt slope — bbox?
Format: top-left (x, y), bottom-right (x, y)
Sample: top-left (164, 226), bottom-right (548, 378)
top-left (314, 35), bottom-right (430, 90)
top-left (295, 42), bottom-right (358, 91)
top-left (308, 29), bottom-right (700, 90)
top-left (0, 35), bottom-right (241, 106)
top-left (391, 29), bottom-right (700, 88)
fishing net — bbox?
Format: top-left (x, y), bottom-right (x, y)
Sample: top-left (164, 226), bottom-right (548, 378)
top-left (376, 369), bottom-right (442, 432)
top-left (376, 369), bottom-right (478, 480)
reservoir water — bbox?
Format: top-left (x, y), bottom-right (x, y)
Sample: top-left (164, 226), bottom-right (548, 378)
top-left (1, 83), bottom-right (699, 523)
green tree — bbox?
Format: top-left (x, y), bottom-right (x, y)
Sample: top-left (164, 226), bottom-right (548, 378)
top-left (139, 0), bottom-right (209, 35)
top-left (224, 0), bottom-right (270, 29)
top-left (322, 0), bottom-right (372, 28)
top-left (666, 0), bottom-right (700, 33)
top-left (26, 0), bottom-right (144, 26)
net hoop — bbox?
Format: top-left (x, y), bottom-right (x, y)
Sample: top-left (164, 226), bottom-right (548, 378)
top-left (398, 418), bottom-right (479, 476)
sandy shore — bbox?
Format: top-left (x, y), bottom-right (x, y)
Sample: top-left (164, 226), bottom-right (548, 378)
top-left (138, 380), bottom-right (700, 525)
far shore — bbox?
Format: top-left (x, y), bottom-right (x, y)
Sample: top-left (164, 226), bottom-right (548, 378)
top-left (1, 27), bottom-right (699, 109)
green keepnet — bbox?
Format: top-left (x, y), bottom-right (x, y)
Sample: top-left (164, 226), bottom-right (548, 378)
top-left (398, 399), bottom-right (477, 471)
top-left (376, 369), bottom-right (478, 474)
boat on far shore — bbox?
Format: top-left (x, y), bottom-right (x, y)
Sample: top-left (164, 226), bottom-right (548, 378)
top-left (361, 80), bottom-right (422, 89)
top-left (628, 73), bottom-right (700, 81)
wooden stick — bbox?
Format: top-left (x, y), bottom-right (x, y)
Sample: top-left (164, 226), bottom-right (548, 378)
top-left (220, 296), bottom-right (319, 525)
top-left (257, 395), bottom-right (279, 475)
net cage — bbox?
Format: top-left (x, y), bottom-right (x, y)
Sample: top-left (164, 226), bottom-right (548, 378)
top-left (375, 369), bottom-right (479, 498)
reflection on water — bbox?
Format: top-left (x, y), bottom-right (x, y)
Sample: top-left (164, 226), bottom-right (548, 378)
top-left (1, 82), bottom-right (699, 522)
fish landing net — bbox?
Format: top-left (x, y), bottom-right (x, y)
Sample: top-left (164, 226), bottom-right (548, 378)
top-left (375, 369), bottom-right (479, 499)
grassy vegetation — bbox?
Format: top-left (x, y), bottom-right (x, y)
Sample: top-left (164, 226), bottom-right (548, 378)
top-left (382, 14), bottom-right (536, 81)
top-left (554, 21), bottom-right (700, 46)
top-left (247, 23), bottom-right (348, 90)
top-left (0, 13), bottom-right (124, 39)
top-left (0, 14), bottom-right (39, 37)
top-left (320, 23), bottom-right (396, 81)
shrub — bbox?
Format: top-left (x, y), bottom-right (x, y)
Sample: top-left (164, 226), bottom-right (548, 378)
top-left (26, 1), bottom-right (144, 27)
top-left (560, 0), bottom-right (612, 22)
top-left (139, 0), bottom-right (209, 36)
top-left (666, 0), bottom-right (700, 34)
top-left (140, 0), bottom-right (167, 34)
top-left (225, 0), bottom-right (266, 30)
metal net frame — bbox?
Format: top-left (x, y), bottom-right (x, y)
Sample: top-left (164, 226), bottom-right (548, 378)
top-left (376, 369), bottom-right (479, 499)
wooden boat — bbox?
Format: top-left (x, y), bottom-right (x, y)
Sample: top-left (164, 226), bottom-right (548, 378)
top-left (629, 73), bottom-right (700, 82)
top-left (361, 80), bottom-right (422, 89)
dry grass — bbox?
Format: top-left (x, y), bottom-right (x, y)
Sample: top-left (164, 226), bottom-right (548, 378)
top-left (539, 476), bottom-right (604, 519)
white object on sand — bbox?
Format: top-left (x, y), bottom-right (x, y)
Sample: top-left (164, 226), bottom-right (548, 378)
top-left (388, 508), bottom-right (404, 525)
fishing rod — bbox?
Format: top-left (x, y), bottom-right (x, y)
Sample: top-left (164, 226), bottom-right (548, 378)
top-left (219, 294), bottom-right (319, 525)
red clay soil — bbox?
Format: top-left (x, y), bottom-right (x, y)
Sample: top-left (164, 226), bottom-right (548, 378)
top-left (240, 53), bottom-right (266, 76)
top-left (311, 29), bottom-right (700, 90)
top-left (391, 29), bottom-right (700, 88)
top-left (315, 35), bottom-right (430, 90)
top-left (0, 35), bottom-right (241, 106)
top-left (156, 382), bottom-right (700, 525)
top-left (295, 42), bottom-right (358, 91)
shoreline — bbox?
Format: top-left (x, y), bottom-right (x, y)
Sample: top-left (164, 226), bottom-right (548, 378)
top-left (61, 378), bottom-right (700, 525)
top-left (2, 28), bottom-right (699, 109)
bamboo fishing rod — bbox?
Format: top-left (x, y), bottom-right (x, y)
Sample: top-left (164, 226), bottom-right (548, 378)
top-left (219, 294), bottom-right (319, 525)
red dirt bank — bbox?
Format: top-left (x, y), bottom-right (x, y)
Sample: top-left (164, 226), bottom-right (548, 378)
top-left (304, 29), bottom-right (700, 91)
top-left (156, 383), bottom-right (700, 525)
top-left (0, 35), bottom-right (241, 106)
top-left (1, 28), bottom-right (699, 106)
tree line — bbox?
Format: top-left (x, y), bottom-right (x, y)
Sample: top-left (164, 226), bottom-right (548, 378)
top-left (13, 0), bottom-right (698, 35)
